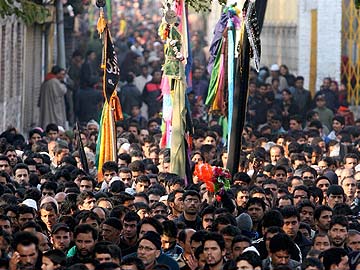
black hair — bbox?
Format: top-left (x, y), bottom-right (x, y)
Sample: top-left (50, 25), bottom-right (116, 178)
top-left (162, 220), bottom-right (177, 238)
top-left (102, 161), bottom-right (119, 174)
top-left (280, 205), bottom-right (300, 221)
top-left (120, 257), bottom-right (145, 270)
top-left (262, 209), bottom-right (284, 228)
top-left (203, 232), bottom-right (225, 251)
top-left (74, 224), bottom-right (98, 241)
top-left (43, 249), bottom-right (66, 266)
top-left (12, 231), bottom-right (39, 250)
top-left (235, 251), bottom-right (262, 268)
top-left (137, 217), bottom-right (163, 235)
top-left (245, 197), bottom-right (266, 212)
top-left (320, 247), bottom-right (347, 270)
top-left (231, 235), bottom-right (251, 248)
top-left (123, 211), bottom-right (140, 223)
top-left (269, 233), bottom-right (296, 254)
top-left (329, 215), bottom-right (348, 231)
top-left (314, 205), bottom-right (332, 221)
top-left (183, 190), bottom-right (201, 201)
top-left (301, 257), bottom-right (323, 270)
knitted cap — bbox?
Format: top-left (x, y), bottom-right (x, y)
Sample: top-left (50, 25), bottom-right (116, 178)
top-left (236, 213), bottom-right (253, 232)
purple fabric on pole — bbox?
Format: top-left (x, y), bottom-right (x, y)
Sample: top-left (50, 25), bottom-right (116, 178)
top-left (207, 12), bottom-right (228, 74)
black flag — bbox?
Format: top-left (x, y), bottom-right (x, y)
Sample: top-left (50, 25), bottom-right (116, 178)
top-left (75, 122), bottom-right (89, 174)
top-left (103, 26), bottom-right (120, 101)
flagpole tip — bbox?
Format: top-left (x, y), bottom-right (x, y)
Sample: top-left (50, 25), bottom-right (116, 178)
top-left (96, 0), bottom-right (106, 8)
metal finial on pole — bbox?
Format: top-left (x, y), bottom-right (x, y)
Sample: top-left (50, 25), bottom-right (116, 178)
top-left (96, 0), bottom-right (106, 8)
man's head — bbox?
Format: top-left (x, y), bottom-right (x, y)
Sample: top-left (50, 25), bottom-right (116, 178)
top-left (101, 218), bottom-right (122, 243)
top-left (51, 223), bottom-right (71, 252)
top-left (280, 206), bottom-right (300, 240)
top-left (328, 215), bottom-right (348, 248)
top-left (347, 229), bottom-right (360, 251)
top-left (203, 232), bottom-right (226, 267)
top-left (312, 233), bottom-right (331, 252)
top-left (231, 235), bottom-right (251, 260)
top-left (297, 200), bottom-right (315, 226)
top-left (39, 202), bottom-right (58, 231)
top-left (17, 205), bottom-right (35, 228)
top-left (293, 185), bottom-right (310, 206)
top-left (183, 190), bottom-right (201, 216)
top-left (137, 231), bottom-right (161, 268)
top-left (269, 145), bottom-right (284, 165)
top-left (123, 212), bottom-right (140, 241)
top-left (167, 190), bottom-right (184, 216)
top-left (79, 176), bottom-right (96, 192)
top-left (268, 233), bottom-right (296, 268)
top-left (340, 176), bottom-right (356, 200)
top-left (119, 167), bottom-right (133, 188)
top-left (235, 251), bottom-right (262, 270)
top-left (332, 116), bottom-right (345, 133)
top-left (245, 197), bottom-right (266, 225)
top-left (51, 66), bottom-right (66, 81)
top-left (120, 257), bottom-right (145, 270)
top-left (320, 247), bottom-right (349, 270)
top-left (102, 161), bottom-right (119, 184)
top-left (134, 175), bottom-right (150, 193)
top-left (326, 185), bottom-right (345, 209)
top-left (314, 205), bottom-right (333, 233)
top-left (343, 153), bottom-right (358, 170)
top-left (45, 123), bottom-right (59, 141)
top-left (94, 244), bottom-right (116, 264)
top-left (13, 163), bottom-right (30, 186)
top-left (12, 231), bottom-right (39, 270)
top-left (74, 224), bottom-right (98, 258)
top-left (161, 220), bottom-right (178, 252)
top-left (77, 191), bottom-right (96, 211)
top-left (137, 217), bottom-right (163, 239)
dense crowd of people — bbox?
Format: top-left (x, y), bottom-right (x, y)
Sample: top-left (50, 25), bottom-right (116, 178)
top-left (9, 1), bottom-right (360, 270)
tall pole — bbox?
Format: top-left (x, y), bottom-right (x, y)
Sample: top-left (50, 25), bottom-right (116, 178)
top-left (227, 0), bottom-right (267, 176)
top-left (56, 0), bottom-right (66, 69)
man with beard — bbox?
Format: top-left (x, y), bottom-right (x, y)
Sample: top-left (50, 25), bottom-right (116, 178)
top-left (200, 206), bottom-right (215, 231)
top-left (262, 233), bottom-right (301, 270)
top-left (203, 232), bottom-right (226, 270)
top-left (51, 223), bottom-right (71, 253)
top-left (328, 215), bottom-right (351, 253)
top-left (119, 212), bottom-right (140, 256)
top-left (101, 218), bottom-right (122, 244)
top-left (66, 224), bottom-right (98, 265)
top-left (9, 231), bottom-right (41, 270)
top-left (137, 231), bottom-right (162, 270)
top-left (245, 198), bottom-right (266, 232)
top-left (314, 205), bottom-right (333, 234)
top-left (167, 190), bottom-right (184, 220)
top-left (175, 190), bottom-right (202, 230)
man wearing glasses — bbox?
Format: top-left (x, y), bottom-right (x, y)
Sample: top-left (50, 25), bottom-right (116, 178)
top-left (137, 231), bottom-right (162, 270)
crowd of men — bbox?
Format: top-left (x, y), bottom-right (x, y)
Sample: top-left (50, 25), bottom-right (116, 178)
top-left (7, 1), bottom-right (360, 268)
top-left (1, 62), bottom-right (360, 270)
